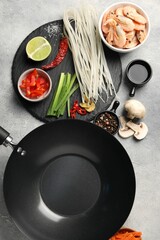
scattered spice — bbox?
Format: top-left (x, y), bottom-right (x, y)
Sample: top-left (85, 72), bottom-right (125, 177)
top-left (44, 23), bottom-right (61, 38)
top-left (95, 111), bottom-right (119, 135)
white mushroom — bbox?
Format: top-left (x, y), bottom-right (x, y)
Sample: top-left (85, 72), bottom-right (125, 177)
top-left (118, 116), bottom-right (134, 138)
top-left (124, 99), bottom-right (146, 119)
top-left (126, 121), bottom-right (148, 140)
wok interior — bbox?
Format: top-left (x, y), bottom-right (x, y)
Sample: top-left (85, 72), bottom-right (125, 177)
top-left (40, 154), bottom-right (101, 216)
top-left (3, 120), bottom-right (135, 240)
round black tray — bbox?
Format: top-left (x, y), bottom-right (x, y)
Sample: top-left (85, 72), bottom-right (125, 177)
top-left (12, 19), bottom-right (122, 123)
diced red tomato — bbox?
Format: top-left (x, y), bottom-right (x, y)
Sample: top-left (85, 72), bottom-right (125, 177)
top-left (19, 69), bottom-right (50, 99)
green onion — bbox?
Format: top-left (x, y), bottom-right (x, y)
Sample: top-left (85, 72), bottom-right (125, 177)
top-left (47, 73), bottom-right (65, 116)
top-left (67, 98), bottom-right (70, 117)
top-left (47, 72), bottom-right (79, 118)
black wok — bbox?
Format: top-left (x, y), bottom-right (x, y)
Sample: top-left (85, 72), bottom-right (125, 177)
top-left (0, 119), bottom-right (136, 240)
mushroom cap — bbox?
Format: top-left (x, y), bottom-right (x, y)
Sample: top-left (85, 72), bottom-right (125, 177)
top-left (124, 99), bottom-right (146, 119)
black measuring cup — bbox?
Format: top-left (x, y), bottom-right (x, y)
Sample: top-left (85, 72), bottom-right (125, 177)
top-left (126, 59), bottom-right (152, 97)
top-left (93, 100), bottom-right (120, 135)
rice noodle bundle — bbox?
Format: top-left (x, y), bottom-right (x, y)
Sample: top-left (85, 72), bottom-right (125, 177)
top-left (63, 4), bottom-right (117, 103)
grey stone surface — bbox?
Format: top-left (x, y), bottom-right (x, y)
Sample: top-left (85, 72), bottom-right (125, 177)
top-left (0, 0), bottom-right (160, 239)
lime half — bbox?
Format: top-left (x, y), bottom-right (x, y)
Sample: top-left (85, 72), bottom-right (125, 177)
top-left (26, 36), bottom-right (52, 61)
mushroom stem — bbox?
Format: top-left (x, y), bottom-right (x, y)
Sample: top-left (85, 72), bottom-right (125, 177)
top-left (118, 116), bottom-right (134, 138)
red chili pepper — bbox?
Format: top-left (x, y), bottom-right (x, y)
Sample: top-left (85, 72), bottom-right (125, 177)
top-left (76, 107), bottom-right (87, 115)
top-left (71, 100), bottom-right (79, 111)
top-left (70, 112), bottom-right (76, 119)
top-left (42, 37), bottom-right (68, 70)
top-left (70, 100), bottom-right (87, 118)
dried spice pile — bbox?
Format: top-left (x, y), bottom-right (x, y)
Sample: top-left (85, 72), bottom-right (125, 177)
top-left (95, 112), bottom-right (119, 135)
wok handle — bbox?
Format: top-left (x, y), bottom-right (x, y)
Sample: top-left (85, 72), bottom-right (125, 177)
top-left (0, 126), bottom-right (9, 145)
top-left (0, 126), bottom-right (16, 148)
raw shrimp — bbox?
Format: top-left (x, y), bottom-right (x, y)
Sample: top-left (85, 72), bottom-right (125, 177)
top-left (115, 7), bottom-right (124, 16)
top-left (123, 6), bottom-right (147, 24)
top-left (124, 35), bottom-right (139, 48)
top-left (113, 24), bottom-right (126, 48)
top-left (101, 5), bottom-right (148, 49)
top-left (125, 30), bottom-right (137, 48)
top-left (136, 29), bottom-right (146, 43)
top-left (102, 11), bottom-right (115, 27)
top-left (102, 18), bottom-right (117, 34)
top-left (125, 30), bottom-right (136, 41)
top-left (106, 11), bottom-right (115, 19)
top-left (106, 29), bottom-right (114, 45)
top-left (103, 19), bottom-right (117, 45)
top-left (102, 18), bottom-right (120, 46)
top-left (133, 21), bottom-right (146, 31)
top-left (113, 15), bottom-right (135, 32)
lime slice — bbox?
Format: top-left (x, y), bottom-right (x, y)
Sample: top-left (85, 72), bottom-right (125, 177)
top-left (26, 36), bottom-right (52, 61)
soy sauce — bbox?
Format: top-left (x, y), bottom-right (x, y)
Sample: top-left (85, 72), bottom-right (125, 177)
top-left (128, 64), bottom-right (149, 84)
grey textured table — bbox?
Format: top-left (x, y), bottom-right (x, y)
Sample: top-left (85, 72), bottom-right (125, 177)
top-left (0, 0), bottom-right (160, 240)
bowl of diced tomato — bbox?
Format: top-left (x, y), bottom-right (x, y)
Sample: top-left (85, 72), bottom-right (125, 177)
top-left (18, 68), bottom-right (52, 102)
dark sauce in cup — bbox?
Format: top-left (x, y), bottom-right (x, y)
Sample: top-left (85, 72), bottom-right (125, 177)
top-left (128, 64), bottom-right (149, 84)
top-left (126, 59), bottom-right (152, 97)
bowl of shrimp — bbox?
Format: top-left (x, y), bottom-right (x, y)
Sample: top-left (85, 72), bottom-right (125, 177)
top-left (99, 2), bottom-right (150, 53)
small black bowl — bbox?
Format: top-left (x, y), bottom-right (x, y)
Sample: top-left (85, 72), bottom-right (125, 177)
top-left (93, 101), bottom-right (120, 135)
top-left (126, 59), bottom-right (152, 97)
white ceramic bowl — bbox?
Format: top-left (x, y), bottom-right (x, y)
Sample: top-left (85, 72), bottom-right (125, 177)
top-left (99, 2), bottom-right (150, 53)
top-left (18, 68), bottom-right (52, 102)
